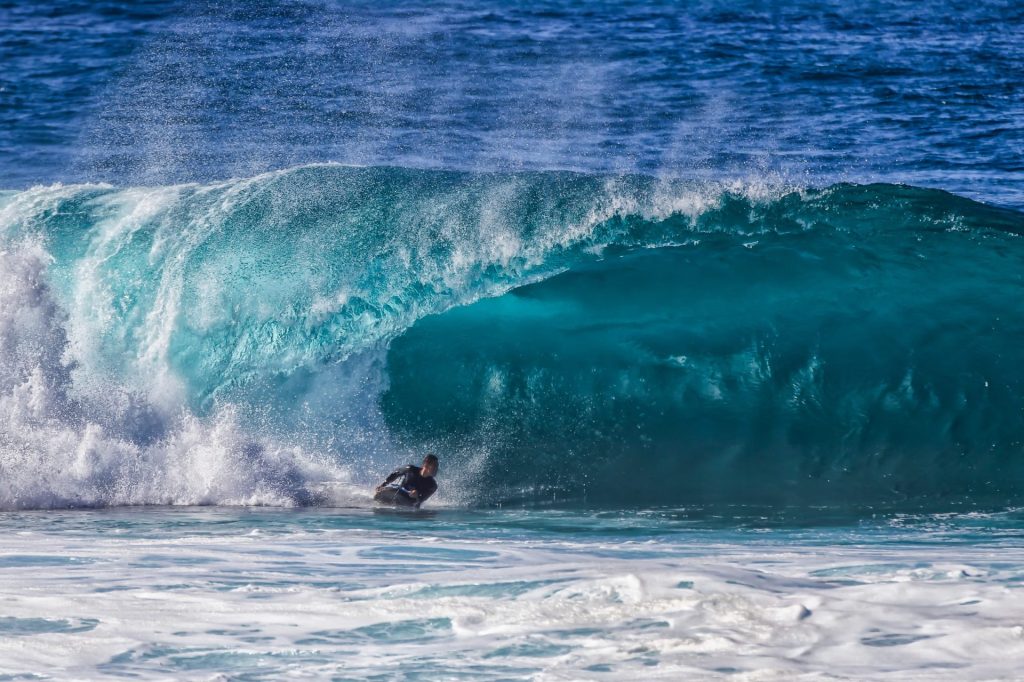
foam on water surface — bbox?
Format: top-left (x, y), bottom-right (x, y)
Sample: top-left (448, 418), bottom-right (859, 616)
top-left (0, 508), bottom-right (1022, 680)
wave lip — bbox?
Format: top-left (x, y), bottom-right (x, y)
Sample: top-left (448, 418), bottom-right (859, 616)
top-left (2, 165), bottom-right (1024, 510)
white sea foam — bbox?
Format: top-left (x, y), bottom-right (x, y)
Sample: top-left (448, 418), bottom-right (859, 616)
top-left (0, 236), bottom-right (347, 510)
top-left (0, 509), bottom-right (1021, 680)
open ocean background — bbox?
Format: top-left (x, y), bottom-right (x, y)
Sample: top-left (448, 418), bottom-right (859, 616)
top-left (1, 0), bottom-right (1023, 679)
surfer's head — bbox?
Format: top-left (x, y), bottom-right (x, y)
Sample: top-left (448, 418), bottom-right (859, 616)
top-left (421, 454), bottom-right (439, 477)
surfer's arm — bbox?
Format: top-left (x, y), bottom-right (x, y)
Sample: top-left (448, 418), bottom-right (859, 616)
top-left (375, 470), bottom-right (398, 493)
top-left (407, 488), bottom-right (424, 509)
top-left (381, 467), bottom-right (407, 485)
top-left (412, 481), bottom-right (436, 506)
top-left (376, 465), bottom-right (416, 492)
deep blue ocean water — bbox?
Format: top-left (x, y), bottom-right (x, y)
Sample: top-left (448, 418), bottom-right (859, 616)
top-left (2, 3), bottom-right (1024, 677)
top-left (3, 0), bottom-right (1022, 206)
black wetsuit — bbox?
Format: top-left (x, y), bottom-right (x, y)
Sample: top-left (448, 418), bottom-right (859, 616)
top-left (374, 465), bottom-right (437, 508)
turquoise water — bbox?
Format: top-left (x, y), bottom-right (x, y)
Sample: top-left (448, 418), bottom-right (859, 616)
top-left (2, 169), bottom-right (1023, 511)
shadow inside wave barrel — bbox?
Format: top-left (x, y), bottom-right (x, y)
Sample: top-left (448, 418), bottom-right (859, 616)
top-left (380, 184), bottom-right (1024, 509)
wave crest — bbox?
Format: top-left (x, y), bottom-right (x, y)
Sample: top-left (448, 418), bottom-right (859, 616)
top-left (2, 165), bottom-right (1023, 509)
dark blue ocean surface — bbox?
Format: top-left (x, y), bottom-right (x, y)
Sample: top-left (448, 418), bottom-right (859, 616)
top-left (2, 0), bottom-right (1022, 206)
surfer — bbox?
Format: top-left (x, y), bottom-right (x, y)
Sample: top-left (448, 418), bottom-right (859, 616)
top-left (374, 454), bottom-right (439, 508)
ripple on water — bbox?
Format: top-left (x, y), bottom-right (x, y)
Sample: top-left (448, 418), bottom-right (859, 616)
top-left (808, 562), bottom-right (931, 578)
top-left (296, 618), bottom-right (453, 646)
top-left (0, 555), bottom-right (94, 567)
top-left (483, 640), bottom-right (574, 659)
top-left (406, 578), bottom-right (571, 600)
top-left (103, 645), bottom-right (327, 677)
top-left (0, 617), bottom-right (99, 636)
top-left (861, 633), bottom-right (933, 647)
top-left (357, 546), bottom-right (499, 563)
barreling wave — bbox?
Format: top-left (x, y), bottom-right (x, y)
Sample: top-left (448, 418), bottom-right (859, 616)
top-left (1, 164), bottom-right (1022, 510)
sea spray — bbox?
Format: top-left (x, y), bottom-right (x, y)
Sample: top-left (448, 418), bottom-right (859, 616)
top-left (0, 230), bottom-right (347, 509)
top-left (1, 165), bottom-right (1023, 509)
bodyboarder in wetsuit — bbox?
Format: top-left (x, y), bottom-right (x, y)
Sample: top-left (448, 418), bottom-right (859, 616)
top-left (374, 454), bottom-right (439, 508)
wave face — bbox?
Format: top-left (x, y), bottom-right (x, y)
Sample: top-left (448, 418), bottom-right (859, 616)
top-left (2, 165), bottom-right (1023, 509)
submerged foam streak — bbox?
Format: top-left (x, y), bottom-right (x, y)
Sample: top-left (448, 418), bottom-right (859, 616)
top-left (1, 165), bottom-right (1023, 510)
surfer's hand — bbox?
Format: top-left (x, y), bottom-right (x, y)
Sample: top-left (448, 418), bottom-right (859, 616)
top-left (407, 488), bottom-right (419, 498)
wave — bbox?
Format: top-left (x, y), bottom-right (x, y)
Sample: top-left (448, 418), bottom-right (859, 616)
top-left (1, 164), bottom-right (1022, 509)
